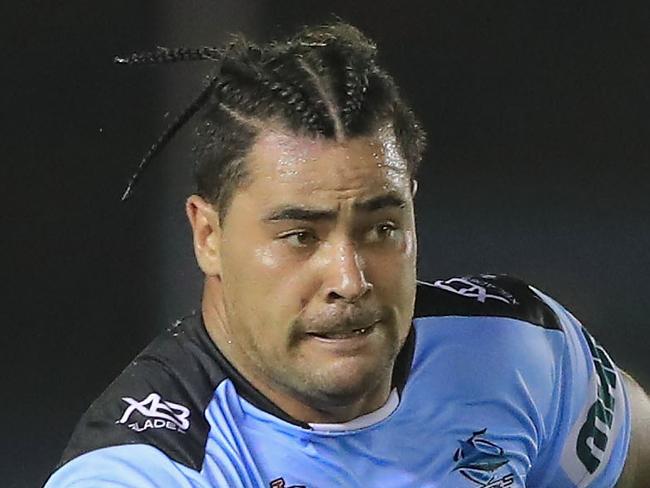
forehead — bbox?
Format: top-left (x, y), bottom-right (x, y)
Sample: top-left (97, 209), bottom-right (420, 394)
top-left (243, 128), bottom-right (411, 204)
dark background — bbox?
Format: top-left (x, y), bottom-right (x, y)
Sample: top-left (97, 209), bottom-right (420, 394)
top-left (3, 1), bottom-right (649, 486)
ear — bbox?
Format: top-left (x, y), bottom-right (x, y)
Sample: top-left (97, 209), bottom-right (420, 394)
top-left (411, 179), bottom-right (418, 197)
top-left (185, 195), bottom-right (222, 276)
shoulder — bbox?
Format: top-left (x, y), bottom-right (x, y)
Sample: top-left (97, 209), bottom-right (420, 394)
top-left (45, 444), bottom-right (203, 487)
top-left (410, 274), bottom-right (633, 486)
top-left (410, 275), bottom-right (567, 421)
top-left (411, 274), bottom-right (566, 392)
top-left (410, 275), bottom-right (573, 451)
top-left (414, 273), bottom-right (562, 330)
top-left (59, 312), bottom-right (228, 472)
top-left (411, 273), bottom-right (568, 377)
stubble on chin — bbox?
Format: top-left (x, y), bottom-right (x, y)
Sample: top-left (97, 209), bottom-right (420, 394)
top-left (280, 325), bottom-right (401, 405)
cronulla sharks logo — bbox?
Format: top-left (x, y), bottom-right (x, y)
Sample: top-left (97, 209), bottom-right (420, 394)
top-left (452, 428), bottom-right (514, 487)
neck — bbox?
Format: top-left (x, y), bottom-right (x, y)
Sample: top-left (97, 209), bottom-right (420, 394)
top-left (200, 277), bottom-right (393, 424)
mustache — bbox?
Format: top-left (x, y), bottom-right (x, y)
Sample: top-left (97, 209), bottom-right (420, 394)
top-left (293, 305), bottom-right (384, 335)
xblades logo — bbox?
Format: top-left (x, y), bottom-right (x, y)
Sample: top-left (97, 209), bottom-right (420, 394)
top-left (452, 428), bottom-right (514, 487)
top-left (433, 277), bottom-right (515, 305)
top-left (116, 392), bottom-right (190, 433)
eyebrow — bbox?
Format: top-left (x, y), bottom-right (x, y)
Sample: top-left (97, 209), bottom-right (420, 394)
top-left (262, 193), bottom-right (407, 222)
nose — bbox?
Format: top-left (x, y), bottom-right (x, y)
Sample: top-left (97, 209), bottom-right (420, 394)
top-left (323, 240), bottom-right (373, 303)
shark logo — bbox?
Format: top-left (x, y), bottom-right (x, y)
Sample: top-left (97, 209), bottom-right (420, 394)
top-left (452, 429), bottom-right (514, 487)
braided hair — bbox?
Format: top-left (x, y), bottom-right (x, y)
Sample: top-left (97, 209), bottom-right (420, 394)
top-left (117, 22), bottom-right (426, 220)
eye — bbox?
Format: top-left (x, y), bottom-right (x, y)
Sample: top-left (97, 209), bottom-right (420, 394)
top-left (366, 222), bottom-right (400, 243)
top-left (279, 230), bottom-right (319, 248)
top-left (378, 223), bottom-right (396, 236)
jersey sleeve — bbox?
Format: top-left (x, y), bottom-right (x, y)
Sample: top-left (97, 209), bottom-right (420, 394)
top-left (527, 289), bottom-right (631, 488)
top-left (44, 444), bottom-right (205, 487)
top-left (43, 443), bottom-right (255, 488)
top-left (44, 314), bottom-right (259, 488)
top-left (413, 275), bottom-right (631, 487)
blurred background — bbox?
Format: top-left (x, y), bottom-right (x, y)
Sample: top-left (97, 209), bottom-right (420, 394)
top-left (2, 1), bottom-right (649, 486)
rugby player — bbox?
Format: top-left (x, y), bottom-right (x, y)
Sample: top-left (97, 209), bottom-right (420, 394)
top-left (45, 22), bottom-right (649, 487)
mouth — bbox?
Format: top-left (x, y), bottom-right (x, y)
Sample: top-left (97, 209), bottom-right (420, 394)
top-left (306, 322), bottom-right (378, 341)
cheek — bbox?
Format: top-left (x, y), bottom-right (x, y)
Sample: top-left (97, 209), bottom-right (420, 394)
top-left (388, 228), bottom-right (418, 269)
top-left (253, 245), bottom-right (284, 270)
top-left (366, 231), bottom-right (417, 304)
top-left (228, 238), bottom-right (290, 275)
top-left (239, 243), bottom-right (316, 316)
top-left (401, 229), bottom-right (417, 259)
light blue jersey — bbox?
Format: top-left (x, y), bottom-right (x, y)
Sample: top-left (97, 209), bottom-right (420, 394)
top-left (45, 275), bottom-right (630, 487)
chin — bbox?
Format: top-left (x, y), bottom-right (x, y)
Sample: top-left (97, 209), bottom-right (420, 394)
top-left (305, 359), bottom-right (390, 404)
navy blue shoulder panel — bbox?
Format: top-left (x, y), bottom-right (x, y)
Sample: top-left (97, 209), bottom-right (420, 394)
top-left (414, 274), bottom-right (562, 330)
top-left (59, 312), bottom-right (227, 471)
top-left (59, 311), bottom-right (324, 471)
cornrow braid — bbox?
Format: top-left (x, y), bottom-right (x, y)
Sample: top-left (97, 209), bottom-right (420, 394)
top-left (340, 58), bottom-right (370, 128)
top-left (260, 55), bottom-right (336, 136)
top-left (213, 57), bottom-right (266, 113)
top-left (294, 54), bottom-right (344, 139)
top-left (120, 75), bottom-right (221, 201)
top-left (114, 46), bottom-right (222, 66)
top-left (117, 22), bottom-right (426, 211)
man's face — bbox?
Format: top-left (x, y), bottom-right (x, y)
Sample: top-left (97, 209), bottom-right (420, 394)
top-left (214, 127), bottom-right (417, 410)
